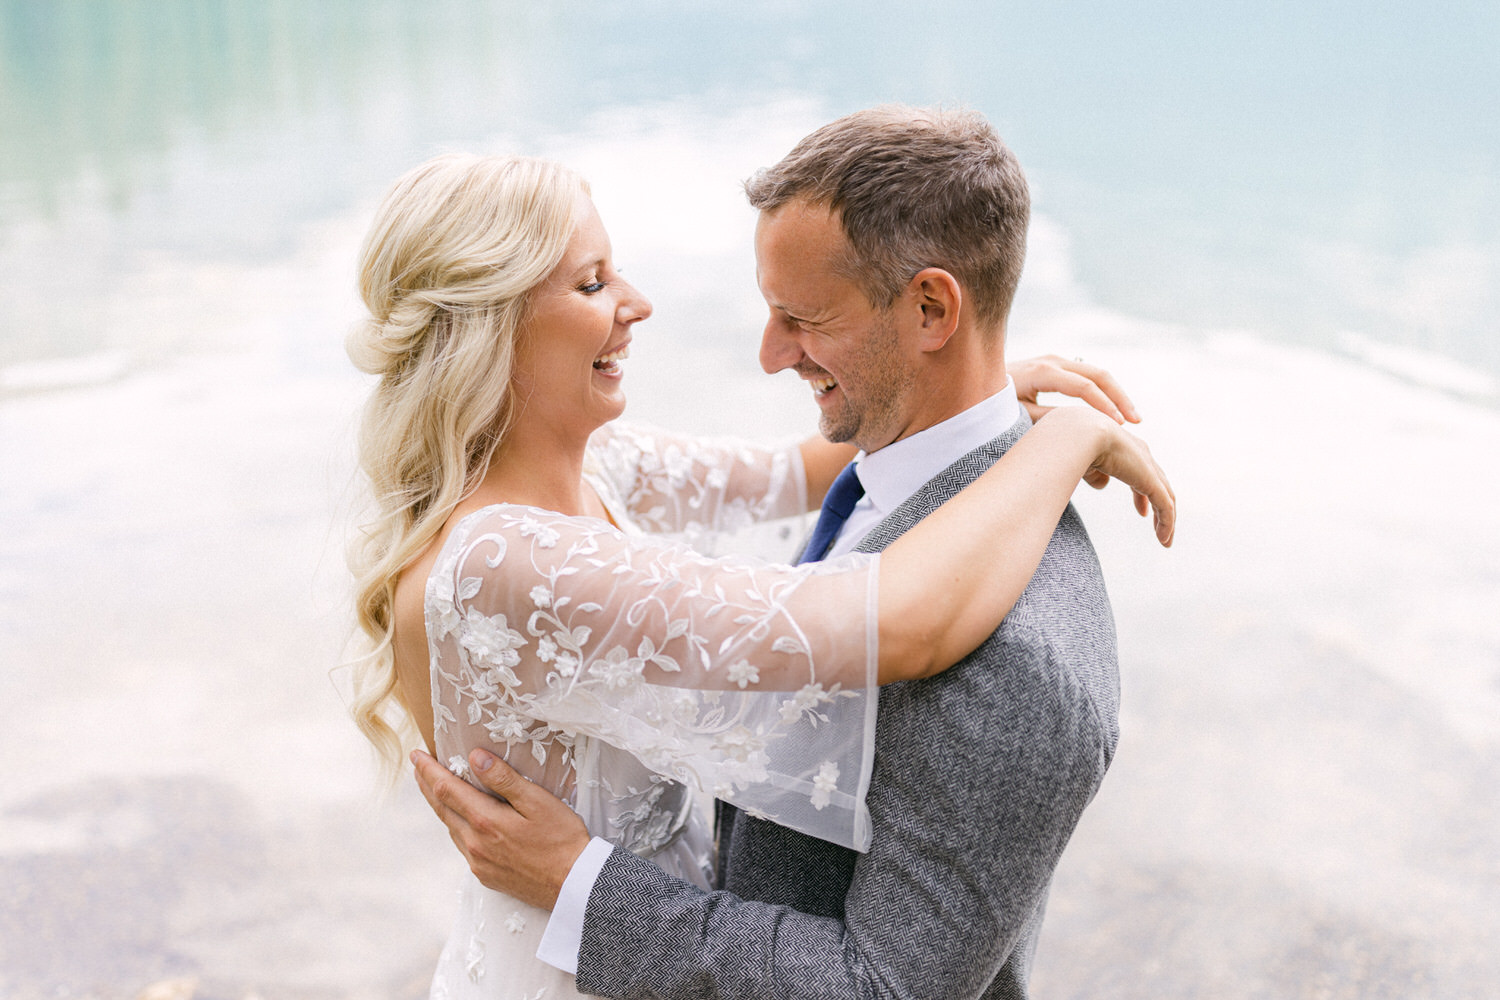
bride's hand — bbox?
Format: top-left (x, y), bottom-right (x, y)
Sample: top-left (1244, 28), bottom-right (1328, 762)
top-left (1010, 354), bottom-right (1140, 425)
top-left (1041, 406), bottom-right (1175, 547)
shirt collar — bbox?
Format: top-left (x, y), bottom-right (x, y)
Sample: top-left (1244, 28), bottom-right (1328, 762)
top-left (853, 380), bottom-right (1021, 516)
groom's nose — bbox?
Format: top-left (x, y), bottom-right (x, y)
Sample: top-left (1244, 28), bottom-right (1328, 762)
top-left (759, 312), bottom-right (802, 374)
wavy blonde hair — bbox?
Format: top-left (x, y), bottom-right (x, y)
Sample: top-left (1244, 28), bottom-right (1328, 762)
top-left (345, 153), bottom-right (585, 775)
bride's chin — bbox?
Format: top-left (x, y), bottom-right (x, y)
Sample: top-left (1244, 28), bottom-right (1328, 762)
top-left (587, 394), bottom-right (627, 429)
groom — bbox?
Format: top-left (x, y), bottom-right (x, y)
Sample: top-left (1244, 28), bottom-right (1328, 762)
top-left (415, 106), bottom-right (1120, 999)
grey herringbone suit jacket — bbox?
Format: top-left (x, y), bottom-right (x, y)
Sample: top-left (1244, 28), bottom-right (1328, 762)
top-left (576, 414), bottom-right (1120, 999)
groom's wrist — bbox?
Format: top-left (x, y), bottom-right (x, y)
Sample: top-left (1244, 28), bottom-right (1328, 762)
top-left (536, 836), bottom-right (616, 974)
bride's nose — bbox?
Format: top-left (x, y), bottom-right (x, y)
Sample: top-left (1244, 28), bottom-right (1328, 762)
top-left (619, 281), bottom-right (652, 324)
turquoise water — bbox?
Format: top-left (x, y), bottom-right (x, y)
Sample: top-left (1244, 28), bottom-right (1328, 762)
top-left (2, 0), bottom-right (1496, 400)
top-left (4, 6), bottom-right (1499, 994)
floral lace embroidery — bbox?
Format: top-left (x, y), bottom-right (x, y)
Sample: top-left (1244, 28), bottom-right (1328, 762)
top-left (427, 506), bottom-right (866, 811)
top-left (427, 423), bottom-right (878, 882)
top-left (589, 422), bottom-right (803, 537)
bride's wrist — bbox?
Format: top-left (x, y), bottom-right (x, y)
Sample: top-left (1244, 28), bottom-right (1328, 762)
top-left (1038, 405), bottom-right (1115, 460)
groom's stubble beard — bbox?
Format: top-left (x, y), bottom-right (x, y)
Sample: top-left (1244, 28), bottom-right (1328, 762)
top-left (817, 310), bottom-right (913, 452)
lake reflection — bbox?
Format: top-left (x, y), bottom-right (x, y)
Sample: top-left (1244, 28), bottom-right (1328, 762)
top-left (4, 5), bottom-right (1500, 997)
top-left (1, 0), bottom-right (1497, 402)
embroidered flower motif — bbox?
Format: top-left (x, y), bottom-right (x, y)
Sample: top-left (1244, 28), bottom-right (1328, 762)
top-left (779, 682), bottom-right (834, 724)
top-left (530, 585), bottom-right (553, 608)
top-left (484, 710), bottom-right (530, 745)
top-left (467, 669), bottom-right (500, 702)
top-left (716, 725), bottom-right (767, 763)
top-left (536, 635), bottom-right (558, 663)
top-left (504, 911), bottom-right (527, 934)
top-left (459, 609), bottom-right (526, 676)
top-left (517, 516), bottom-right (560, 548)
top-left (447, 755), bottom-right (470, 778)
top-left (726, 660), bottom-right (759, 689)
top-left (588, 648), bottom-right (642, 690)
top-left (554, 652), bottom-right (579, 678)
top-left (810, 760), bottom-right (840, 810)
top-left (428, 570), bottom-right (462, 637)
top-left (662, 446), bottom-right (693, 488)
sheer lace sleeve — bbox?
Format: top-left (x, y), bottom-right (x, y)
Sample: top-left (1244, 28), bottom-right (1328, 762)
top-left (588, 422), bottom-right (807, 535)
top-left (425, 504), bottom-right (878, 851)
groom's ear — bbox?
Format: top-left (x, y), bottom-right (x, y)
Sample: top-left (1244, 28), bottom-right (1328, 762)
top-left (905, 267), bottom-right (962, 352)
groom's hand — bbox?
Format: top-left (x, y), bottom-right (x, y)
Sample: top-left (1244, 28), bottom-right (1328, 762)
top-left (411, 748), bottom-right (590, 910)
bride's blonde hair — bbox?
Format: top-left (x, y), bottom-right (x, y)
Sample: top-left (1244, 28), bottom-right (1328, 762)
top-left (345, 153), bottom-right (585, 774)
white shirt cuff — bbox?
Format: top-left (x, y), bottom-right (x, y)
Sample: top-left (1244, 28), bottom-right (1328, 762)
top-left (536, 836), bottom-right (615, 974)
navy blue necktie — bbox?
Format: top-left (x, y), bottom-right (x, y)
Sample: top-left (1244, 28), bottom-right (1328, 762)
top-left (799, 462), bottom-right (865, 564)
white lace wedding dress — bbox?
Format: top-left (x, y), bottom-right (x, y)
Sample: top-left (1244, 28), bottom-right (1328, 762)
top-left (425, 423), bottom-right (881, 1000)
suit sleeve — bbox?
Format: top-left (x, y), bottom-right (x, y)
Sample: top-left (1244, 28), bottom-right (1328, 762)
top-left (575, 623), bottom-right (1115, 1000)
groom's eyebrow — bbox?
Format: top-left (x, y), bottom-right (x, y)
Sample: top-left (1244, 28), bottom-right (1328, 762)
top-left (773, 305), bottom-right (816, 328)
top-left (769, 298), bottom-right (823, 323)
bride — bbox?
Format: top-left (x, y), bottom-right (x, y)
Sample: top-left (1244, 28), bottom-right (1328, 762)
top-left (345, 153), bottom-right (1173, 998)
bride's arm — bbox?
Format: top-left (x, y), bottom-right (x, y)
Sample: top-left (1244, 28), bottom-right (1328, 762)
top-left (443, 408), bottom-right (1171, 698)
top-left (431, 504), bottom-right (883, 849)
top-left (876, 404), bottom-right (1171, 681)
top-left (589, 422), bottom-right (807, 532)
top-left (418, 408), bottom-right (1171, 864)
top-left (798, 354), bottom-right (1143, 506)
top-left (663, 407), bottom-right (1173, 687)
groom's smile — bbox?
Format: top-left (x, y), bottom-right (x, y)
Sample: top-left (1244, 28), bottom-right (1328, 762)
top-left (755, 198), bottom-right (913, 453)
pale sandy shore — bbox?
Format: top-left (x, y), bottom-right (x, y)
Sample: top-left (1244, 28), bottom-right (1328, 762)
top-left (2, 227), bottom-right (1497, 998)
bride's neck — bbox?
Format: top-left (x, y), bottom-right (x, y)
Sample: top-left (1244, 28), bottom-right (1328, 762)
top-left (474, 418), bottom-right (598, 517)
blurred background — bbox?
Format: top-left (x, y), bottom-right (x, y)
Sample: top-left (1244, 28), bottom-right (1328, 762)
top-left (1, 2), bottom-right (1496, 997)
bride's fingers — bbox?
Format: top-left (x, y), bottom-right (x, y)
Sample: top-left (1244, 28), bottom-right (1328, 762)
top-left (1053, 369), bottom-right (1129, 424)
top-left (1026, 368), bottom-right (1125, 424)
top-left (1014, 355), bottom-right (1141, 424)
top-left (1145, 472), bottom-right (1176, 547)
top-left (1100, 433), bottom-right (1174, 547)
top-left (1062, 360), bottom-right (1139, 424)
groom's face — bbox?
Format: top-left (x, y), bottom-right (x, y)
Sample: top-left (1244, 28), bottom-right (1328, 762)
top-left (754, 200), bottom-right (914, 453)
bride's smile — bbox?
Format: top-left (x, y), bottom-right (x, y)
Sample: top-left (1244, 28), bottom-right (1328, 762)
top-left (511, 191), bottom-right (651, 441)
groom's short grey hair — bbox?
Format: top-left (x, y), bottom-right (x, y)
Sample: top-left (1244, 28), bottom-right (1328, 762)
top-left (744, 105), bottom-right (1030, 332)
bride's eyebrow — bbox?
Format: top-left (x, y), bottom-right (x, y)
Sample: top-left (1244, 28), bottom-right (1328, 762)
top-left (561, 256), bottom-right (607, 282)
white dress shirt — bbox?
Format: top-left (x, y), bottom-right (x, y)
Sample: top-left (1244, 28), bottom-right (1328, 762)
top-left (826, 382), bottom-right (1021, 559)
top-left (537, 380), bottom-right (1022, 973)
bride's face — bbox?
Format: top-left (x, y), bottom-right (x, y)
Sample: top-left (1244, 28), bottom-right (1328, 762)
top-left (514, 192), bottom-right (652, 438)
